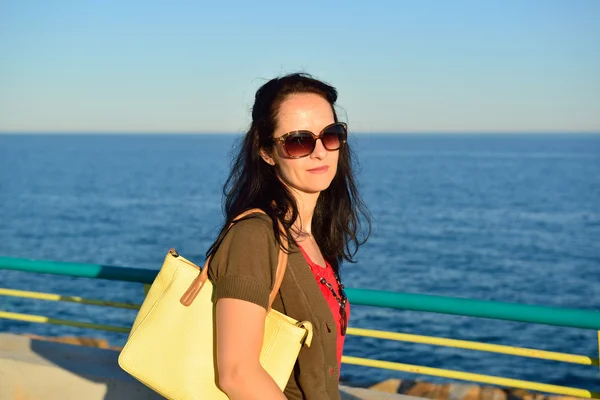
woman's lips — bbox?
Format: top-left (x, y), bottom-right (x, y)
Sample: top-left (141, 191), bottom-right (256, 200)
top-left (307, 166), bottom-right (329, 174)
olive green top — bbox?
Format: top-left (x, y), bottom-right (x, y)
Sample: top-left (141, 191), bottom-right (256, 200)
top-left (207, 213), bottom-right (341, 400)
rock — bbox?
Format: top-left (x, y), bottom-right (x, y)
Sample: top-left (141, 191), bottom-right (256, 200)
top-left (367, 379), bottom-right (582, 400)
top-left (480, 387), bottom-right (507, 400)
top-left (370, 379), bottom-right (402, 393)
top-left (404, 381), bottom-right (449, 399)
top-left (449, 383), bottom-right (480, 400)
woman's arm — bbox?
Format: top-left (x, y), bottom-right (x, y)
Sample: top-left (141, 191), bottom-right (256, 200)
top-left (216, 298), bottom-right (287, 400)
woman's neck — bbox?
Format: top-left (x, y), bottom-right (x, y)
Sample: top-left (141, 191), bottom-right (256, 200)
top-left (290, 188), bottom-right (319, 235)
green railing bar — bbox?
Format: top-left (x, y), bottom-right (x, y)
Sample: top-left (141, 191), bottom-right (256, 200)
top-left (1, 256), bottom-right (599, 330)
top-left (346, 288), bottom-right (600, 331)
top-left (0, 256), bottom-right (157, 284)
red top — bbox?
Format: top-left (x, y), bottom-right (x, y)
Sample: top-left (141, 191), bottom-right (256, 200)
top-left (299, 246), bottom-right (349, 375)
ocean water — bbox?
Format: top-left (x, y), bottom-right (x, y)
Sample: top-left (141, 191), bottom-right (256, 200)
top-left (1, 133), bottom-right (599, 391)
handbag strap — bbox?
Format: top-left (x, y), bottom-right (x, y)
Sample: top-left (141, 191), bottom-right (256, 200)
top-left (180, 208), bottom-right (288, 312)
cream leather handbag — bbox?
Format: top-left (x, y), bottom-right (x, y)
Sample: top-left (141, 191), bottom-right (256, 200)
top-left (118, 210), bottom-right (314, 400)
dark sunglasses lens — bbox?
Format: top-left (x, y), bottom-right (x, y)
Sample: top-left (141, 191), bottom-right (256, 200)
top-left (285, 132), bottom-right (315, 157)
top-left (322, 124), bottom-right (346, 150)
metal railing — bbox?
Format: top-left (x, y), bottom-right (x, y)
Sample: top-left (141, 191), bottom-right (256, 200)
top-left (1, 256), bottom-right (599, 398)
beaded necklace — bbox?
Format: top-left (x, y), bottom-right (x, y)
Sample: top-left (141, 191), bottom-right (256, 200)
top-left (316, 269), bottom-right (348, 336)
top-left (298, 242), bottom-right (348, 335)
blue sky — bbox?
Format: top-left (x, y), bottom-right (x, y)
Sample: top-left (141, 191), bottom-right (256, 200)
top-left (1, 0), bottom-right (598, 133)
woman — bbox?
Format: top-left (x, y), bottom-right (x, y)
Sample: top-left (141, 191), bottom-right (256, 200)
top-left (207, 73), bottom-right (370, 399)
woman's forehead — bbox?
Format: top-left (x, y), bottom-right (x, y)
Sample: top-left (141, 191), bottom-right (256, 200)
top-left (276, 93), bottom-right (334, 133)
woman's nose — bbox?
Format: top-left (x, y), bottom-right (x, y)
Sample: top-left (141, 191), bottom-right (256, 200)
top-left (310, 138), bottom-right (327, 159)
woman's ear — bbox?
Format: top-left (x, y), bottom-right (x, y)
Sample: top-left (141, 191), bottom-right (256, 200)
top-left (260, 148), bottom-right (276, 166)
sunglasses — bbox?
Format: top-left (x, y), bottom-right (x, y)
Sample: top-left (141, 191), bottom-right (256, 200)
top-left (272, 122), bottom-right (347, 158)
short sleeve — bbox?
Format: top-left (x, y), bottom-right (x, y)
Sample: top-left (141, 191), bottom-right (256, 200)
top-left (207, 214), bottom-right (280, 310)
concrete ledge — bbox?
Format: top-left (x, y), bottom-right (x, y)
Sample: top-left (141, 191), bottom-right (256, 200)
top-left (0, 333), bottom-right (421, 400)
top-left (0, 333), bottom-right (162, 399)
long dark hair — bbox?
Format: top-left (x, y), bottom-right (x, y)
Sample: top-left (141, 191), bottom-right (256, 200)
top-left (206, 73), bottom-right (371, 275)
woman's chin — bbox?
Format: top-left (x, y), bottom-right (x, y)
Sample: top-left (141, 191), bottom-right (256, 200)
top-left (281, 174), bottom-right (335, 196)
top-left (300, 181), bottom-right (334, 194)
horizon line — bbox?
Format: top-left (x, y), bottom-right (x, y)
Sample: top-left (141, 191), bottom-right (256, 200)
top-left (1, 130), bottom-right (600, 135)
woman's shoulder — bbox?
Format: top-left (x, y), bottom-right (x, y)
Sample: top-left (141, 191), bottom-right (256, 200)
top-left (213, 210), bottom-right (280, 258)
top-left (227, 211), bottom-right (274, 239)
top-left (231, 210), bottom-right (273, 227)
top-left (209, 211), bottom-right (280, 310)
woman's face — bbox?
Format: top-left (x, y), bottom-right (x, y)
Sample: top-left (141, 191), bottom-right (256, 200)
top-left (262, 93), bottom-right (339, 196)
